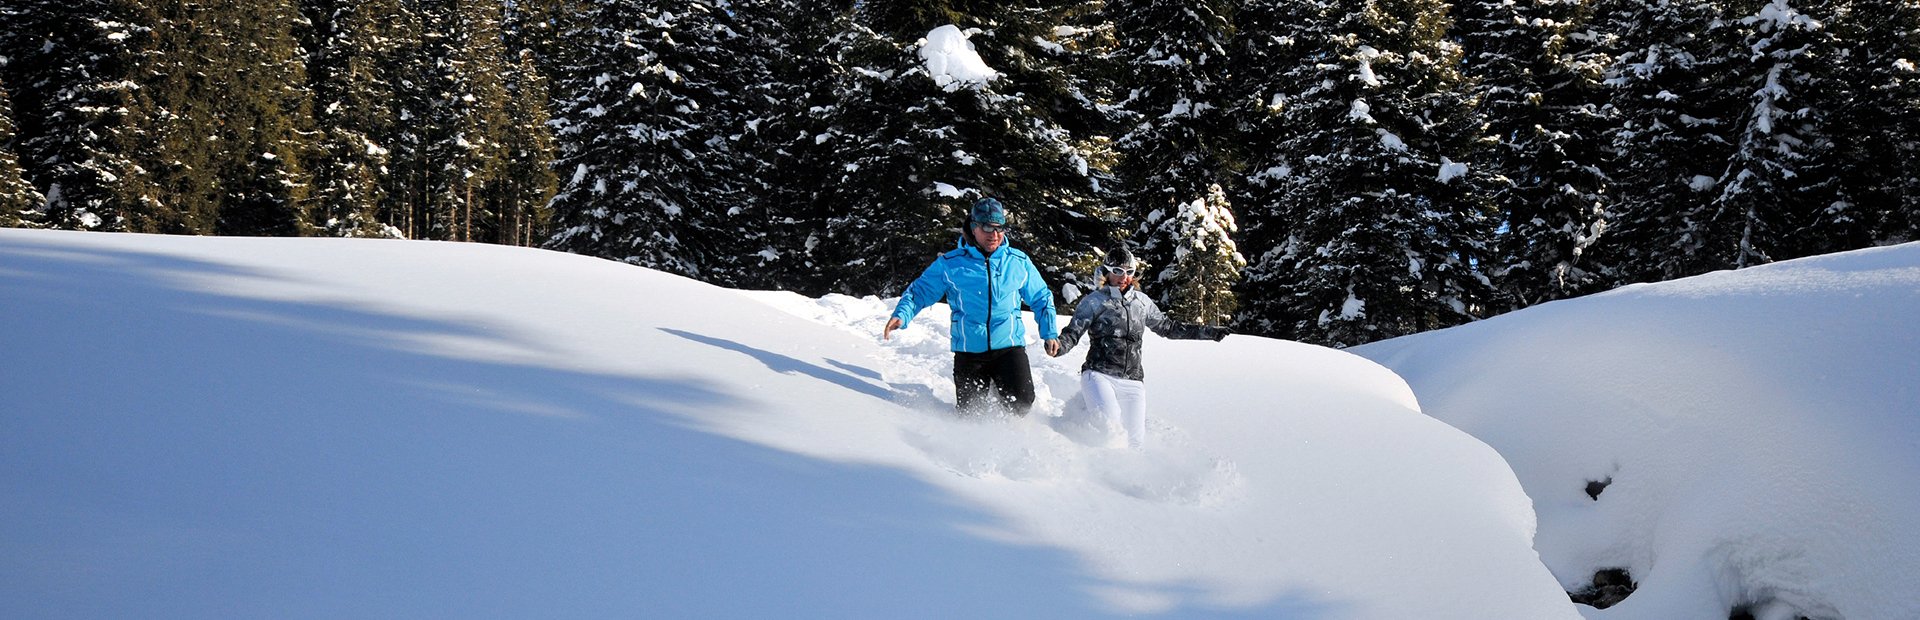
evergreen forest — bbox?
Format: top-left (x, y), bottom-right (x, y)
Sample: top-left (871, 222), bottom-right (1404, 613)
top-left (3, 0), bottom-right (1916, 346)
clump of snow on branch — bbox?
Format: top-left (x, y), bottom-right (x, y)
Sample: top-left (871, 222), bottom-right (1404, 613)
top-left (1438, 158), bottom-right (1469, 184)
top-left (921, 25), bottom-right (998, 92)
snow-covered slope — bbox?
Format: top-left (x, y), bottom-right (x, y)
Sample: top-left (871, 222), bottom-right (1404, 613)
top-left (0, 228), bottom-right (1576, 619)
top-left (1357, 243), bottom-right (1920, 620)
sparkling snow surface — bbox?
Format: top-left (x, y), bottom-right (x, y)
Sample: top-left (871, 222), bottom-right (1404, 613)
top-left (1358, 242), bottom-right (1920, 620)
top-left (2, 228), bottom-right (1575, 619)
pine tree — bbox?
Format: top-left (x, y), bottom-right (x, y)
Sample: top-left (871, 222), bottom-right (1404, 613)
top-left (947, 3), bottom-right (1116, 287)
top-left (1101, 0), bottom-right (1239, 317)
top-left (414, 0), bottom-right (510, 242)
top-left (209, 0), bottom-right (318, 237)
top-left (1587, 0), bottom-right (1744, 283)
top-left (0, 82), bottom-right (46, 226)
top-left (1456, 0), bottom-right (1615, 308)
top-left (545, 0), bottom-right (747, 276)
top-left (497, 0), bottom-right (570, 246)
top-left (1232, 0), bottom-right (1496, 346)
top-left (797, 16), bottom-right (975, 294)
top-left (1228, 0), bottom-right (1319, 337)
top-left (1701, 0), bottom-right (1837, 270)
top-left (113, 0), bottom-right (319, 236)
top-left (303, 0), bottom-right (406, 238)
top-left (381, 6), bottom-right (436, 238)
top-left (503, 0), bottom-right (577, 84)
top-left (682, 0), bottom-right (829, 289)
top-left (783, 2), bottom-right (1112, 295)
top-left (489, 54), bottom-right (557, 247)
top-left (0, 0), bottom-right (149, 231)
top-left (110, 0), bottom-right (202, 233)
top-left (1807, 0), bottom-right (1920, 248)
top-left (1152, 183), bottom-right (1243, 325)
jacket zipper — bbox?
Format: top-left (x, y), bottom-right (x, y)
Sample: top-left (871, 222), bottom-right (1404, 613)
top-left (983, 249), bottom-right (995, 350)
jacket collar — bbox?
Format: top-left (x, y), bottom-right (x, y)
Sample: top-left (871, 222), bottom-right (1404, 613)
top-left (954, 234), bottom-right (1008, 260)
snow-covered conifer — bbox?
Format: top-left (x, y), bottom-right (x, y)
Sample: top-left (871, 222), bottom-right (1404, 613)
top-left (0, 83), bottom-right (46, 227)
top-left (797, 3), bottom-right (1111, 295)
top-left (0, 0), bottom-right (147, 232)
top-left (1456, 0), bottom-right (1615, 308)
top-left (1101, 0), bottom-right (1237, 317)
top-left (1234, 0), bottom-right (1496, 346)
top-left (303, 0), bottom-right (407, 238)
top-left (1587, 0), bottom-right (1744, 283)
top-left (1696, 0), bottom-right (1834, 272)
top-left (545, 0), bottom-right (747, 277)
top-left (415, 0), bottom-right (510, 242)
top-left (1802, 0), bottom-right (1920, 249)
top-left (492, 55), bottom-right (558, 247)
top-left (1152, 183), bottom-right (1243, 326)
top-left (207, 0), bottom-right (318, 236)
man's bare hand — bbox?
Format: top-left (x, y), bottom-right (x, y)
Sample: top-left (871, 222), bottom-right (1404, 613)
top-left (1045, 339), bottom-right (1061, 357)
top-left (883, 317), bottom-right (903, 340)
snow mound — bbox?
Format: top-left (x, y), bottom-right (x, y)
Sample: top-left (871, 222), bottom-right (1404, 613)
top-left (2, 229), bottom-right (1575, 618)
top-left (1357, 242), bottom-right (1920, 620)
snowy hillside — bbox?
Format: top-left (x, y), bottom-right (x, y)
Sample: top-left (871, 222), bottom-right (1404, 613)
top-left (1358, 243), bottom-right (1920, 620)
top-left (1, 228), bottom-right (1577, 619)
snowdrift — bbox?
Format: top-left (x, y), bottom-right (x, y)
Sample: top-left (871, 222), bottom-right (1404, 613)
top-left (1, 228), bottom-right (1575, 619)
top-left (1358, 243), bottom-right (1920, 620)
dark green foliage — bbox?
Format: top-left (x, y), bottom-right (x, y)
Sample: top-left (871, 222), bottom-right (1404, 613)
top-left (421, 0), bottom-right (510, 242)
top-left (0, 82), bottom-right (45, 226)
top-left (1232, 0), bottom-right (1496, 346)
top-left (503, 0), bottom-right (577, 86)
top-left (1228, 0), bottom-right (1321, 339)
top-left (1102, 0), bottom-right (1238, 313)
top-left (544, 0), bottom-right (748, 276)
top-left (1, 0), bottom-right (148, 231)
top-left (1584, 0), bottom-right (1919, 286)
top-left (1150, 183), bottom-right (1242, 325)
top-left (304, 0), bottom-right (551, 243)
top-left (207, 0), bottom-right (318, 237)
top-left (1707, 0), bottom-right (1835, 270)
top-left (492, 56), bottom-right (557, 247)
top-left (113, 0), bottom-right (319, 236)
top-left (1586, 0), bottom-right (1742, 284)
top-left (794, 18), bottom-right (982, 295)
top-left (771, 1), bottom-right (1112, 296)
top-left (1788, 0), bottom-right (1920, 250)
top-left (304, 0), bottom-right (407, 238)
top-left (1458, 0), bottom-right (1614, 309)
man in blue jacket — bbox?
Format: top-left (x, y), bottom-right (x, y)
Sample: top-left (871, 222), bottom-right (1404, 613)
top-left (883, 197), bottom-right (1060, 416)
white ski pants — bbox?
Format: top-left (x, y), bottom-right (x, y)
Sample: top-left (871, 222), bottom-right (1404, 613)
top-left (1082, 370), bottom-right (1148, 448)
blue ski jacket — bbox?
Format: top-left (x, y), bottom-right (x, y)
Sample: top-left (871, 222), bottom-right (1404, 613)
top-left (891, 238), bottom-right (1059, 353)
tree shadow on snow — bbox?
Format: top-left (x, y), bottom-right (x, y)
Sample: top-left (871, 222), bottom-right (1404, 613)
top-left (660, 327), bottom-right (947, 413)
top-left (658, 327), bottom-right (896, 402)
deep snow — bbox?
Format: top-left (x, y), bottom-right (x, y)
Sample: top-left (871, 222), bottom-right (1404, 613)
top-left (4, 228), bottom-right (1914, 619)
top-left (1358, 243), bottom-right (1920, 620)
top-left (2, 228), bottom-right (1572, 619)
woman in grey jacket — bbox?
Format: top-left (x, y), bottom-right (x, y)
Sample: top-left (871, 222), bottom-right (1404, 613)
top-left (1050, 247), bottom-right (1227, 447)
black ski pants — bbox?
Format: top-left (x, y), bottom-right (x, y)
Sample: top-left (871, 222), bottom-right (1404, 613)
top-left (953, 346), bottom-right (1036, 416)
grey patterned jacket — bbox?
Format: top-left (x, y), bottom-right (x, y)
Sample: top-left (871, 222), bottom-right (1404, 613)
top-left (1056, 286), bottom-right (1223, 381)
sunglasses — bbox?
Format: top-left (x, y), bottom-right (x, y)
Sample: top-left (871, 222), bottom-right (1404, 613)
top-left (974, 223), bottom-right (1009, 234)
top-left (1103, 266), bottom-right (1136, 277)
